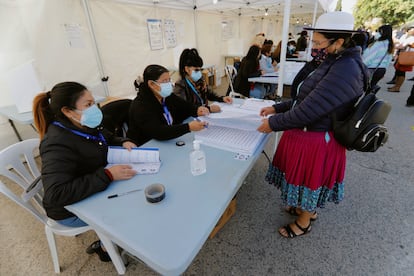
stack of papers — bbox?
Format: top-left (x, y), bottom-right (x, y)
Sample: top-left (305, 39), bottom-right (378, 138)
top-left (107, 146), bottom-right (161, 174)
top-left (195, 99), bottom-right (274, 155)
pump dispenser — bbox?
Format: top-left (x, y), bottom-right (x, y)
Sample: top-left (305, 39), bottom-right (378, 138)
top-left (190, 140), bottom-right (206, 176)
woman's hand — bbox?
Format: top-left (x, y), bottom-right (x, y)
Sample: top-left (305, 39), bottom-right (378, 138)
top-left (107, 165), bottom-right (137, 180)
top-left (188, 120), bottom-right (208, 131)
top-left (257, 118), bottom-right (272, 134)
top-left (222, 96), bottom-right (233, 104)
top-left (197, 106), bottom-right (210, 116)
top-left (122, 141), bottom-right (137, 151)
top-left (209, 104), bottom-right (221, 113)
top-left (260, 106), bottom-right (276, 117)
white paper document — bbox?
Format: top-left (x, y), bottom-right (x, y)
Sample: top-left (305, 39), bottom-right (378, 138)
top-left (195, 101), bottom-right (270, 155)
top-left (107, 146), bottom-right (161, 174)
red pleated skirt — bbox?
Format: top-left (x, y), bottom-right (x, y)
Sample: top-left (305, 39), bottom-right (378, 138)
top-left (273, 129), bottom-right (346, 190)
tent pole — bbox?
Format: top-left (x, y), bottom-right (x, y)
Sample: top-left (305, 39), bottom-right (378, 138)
top-left (276, 0), bottom-right (291, 97)
top-left (81, 0), bottom-right (109, 97)
top-left (193, 0), bottom-right (199, 48)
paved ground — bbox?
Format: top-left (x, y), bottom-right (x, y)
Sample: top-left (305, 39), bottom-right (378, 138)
top-left (1, 69), bottom-right (413, 275)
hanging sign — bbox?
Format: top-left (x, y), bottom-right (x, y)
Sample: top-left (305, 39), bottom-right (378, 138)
top-left (147, 19), bottom-right (164, 50)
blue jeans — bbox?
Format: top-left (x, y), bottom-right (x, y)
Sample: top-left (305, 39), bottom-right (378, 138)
top-left (57, 216), bottom-right (88, 227)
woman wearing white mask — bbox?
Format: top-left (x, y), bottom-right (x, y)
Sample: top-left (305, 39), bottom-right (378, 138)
top-left (128, 64), bottom-right (209, 146)
top-left (174, 48), bottom-right (232, 113)
top-left (33, 82), bottom-right (138, 262)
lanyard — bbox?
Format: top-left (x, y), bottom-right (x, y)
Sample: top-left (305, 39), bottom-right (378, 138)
top-left (52, 121), bottom-right (107, 145)
top-left (162, 99), bottom-right (173, 126)
top-left (185, 78), bottom-right (204, 105)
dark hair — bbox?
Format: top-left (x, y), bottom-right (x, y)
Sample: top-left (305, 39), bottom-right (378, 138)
top-left (378, 24), bottom-right (394, 54)
top-left (301, 30), bottom-right (308, 36)
top-left (319, 31), bottom-right (355, 49)
top-left (141, 64), bottom-right (169, 88)
top-left (261, 44), bottom-right (272, 55)
top-left (33, 82), bottom-right (87, 139)
top-left (245, 45), bottom-right (261, 60)
top-left (179, 48), bottom-right (203, 79)
top-left (263, 39), bottom-right (273, 46)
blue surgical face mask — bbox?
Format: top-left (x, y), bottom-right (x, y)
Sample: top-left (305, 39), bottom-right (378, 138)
top-left (75, 104), bottom-right (103, 128)
top-left (156, 82), bottom-right (173, 98)
top-left (191, 70), bottom-right (202, 82)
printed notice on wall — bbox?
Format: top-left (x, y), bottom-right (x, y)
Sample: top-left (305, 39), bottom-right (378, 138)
top-left (64, 23), bottom-right (85, 48)
top-left (221, 20), bottom-right (233, 41)
top-left (147, 19), bottom-right (164, 50)
top-left (164, 19), bottom-right (177, 48)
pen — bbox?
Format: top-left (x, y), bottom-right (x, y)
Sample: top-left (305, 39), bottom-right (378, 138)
top-left (194, 118), bottom-right (208, 128)
top-left (107, 188), bottom-right (142, 199)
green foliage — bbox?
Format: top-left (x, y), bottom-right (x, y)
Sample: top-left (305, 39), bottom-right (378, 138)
top-left (335, 0), bottom-right (342, 11)
top-left (354, 0), bottom-right (414, 29)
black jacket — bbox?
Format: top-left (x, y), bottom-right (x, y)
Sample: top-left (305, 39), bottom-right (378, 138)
top-left (127, 85), bottom-right (198, 146)
top-left (233, 58), bottom-right (261, 97)
top-left (40, 120), bottom-right (128, 220)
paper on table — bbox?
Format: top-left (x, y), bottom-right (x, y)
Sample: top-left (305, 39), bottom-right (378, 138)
top-left (107, 146), bottom-right (161, 174)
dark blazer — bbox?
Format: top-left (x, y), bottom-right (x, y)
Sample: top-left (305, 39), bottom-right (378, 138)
top-left (40, 120), bottom-right (128, 220)
top-left (127, 85), bottom-right (198, 146)
top-left (269, 47), bottom-right (368, 132)
top-left (233, 58), bottom-right (261, 97)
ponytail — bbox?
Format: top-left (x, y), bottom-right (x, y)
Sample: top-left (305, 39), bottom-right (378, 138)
top-left (32, 92), bottom-right (53, 140)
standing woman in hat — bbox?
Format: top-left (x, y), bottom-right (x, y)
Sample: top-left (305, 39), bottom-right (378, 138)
top-left (257, 12), bottom-right (368, 238)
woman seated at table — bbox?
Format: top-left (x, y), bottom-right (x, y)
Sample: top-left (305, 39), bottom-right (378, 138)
top-left (33, 82), bottom-right (138, 262)
top-left (259, 44), bottom-right (278, 98)
top-left (174, 48), bottom-right (232, 113)
top-left (233, 45), bottom-right (264, 98)
top-left (127, 64), bottom-right (209, 146)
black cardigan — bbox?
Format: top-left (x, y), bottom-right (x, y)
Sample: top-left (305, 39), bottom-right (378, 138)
top-left (127, 85), bottom-right (198, 146)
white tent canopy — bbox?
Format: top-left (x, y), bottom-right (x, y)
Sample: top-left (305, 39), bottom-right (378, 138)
top-left (0, 0), bottom-right (336, 112)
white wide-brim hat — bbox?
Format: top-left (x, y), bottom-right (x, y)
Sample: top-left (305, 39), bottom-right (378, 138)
top-left (305, 11), bottom-right (357, 33)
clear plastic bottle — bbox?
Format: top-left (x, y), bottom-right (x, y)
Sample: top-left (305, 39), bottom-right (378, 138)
top-left (190, 140), bottom-right (206, 176)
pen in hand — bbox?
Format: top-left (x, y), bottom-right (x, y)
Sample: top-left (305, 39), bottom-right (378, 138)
top-left (107, 188), bottom-right (142, 199)
top-left (194, 117), bottom-right (208, 128)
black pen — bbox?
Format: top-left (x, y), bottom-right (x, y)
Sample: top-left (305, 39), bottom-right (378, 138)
top-left (107, 188), bottom-right (142, 199)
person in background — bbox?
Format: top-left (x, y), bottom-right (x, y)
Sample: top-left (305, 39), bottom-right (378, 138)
top-left (257, 12), bottom-right (367, 238)
top-left (352, 30), bottom-right (369, 53)
top-left (296, 30), bottom-right (308, 52)
top-left (362, 24), bottom-right (394, 93)
top-left (174, 48), bottom-right (232, 113)
top-left (32, 82), bottom-right (137, 262)
top-left (387, 26), bottom-right (414, 92)
top-left (233, 45), bottom-right (264, 97)
top-left (252, 32), bottom-right (266, 47)
top-left (272, 41), bottom-right (282, 63)
top-left (128, 64), bottom-right (209, 146)
top-left (259, 43), bottom-right (278, 98)
top-left (286, 40), bottom-right (298, 58)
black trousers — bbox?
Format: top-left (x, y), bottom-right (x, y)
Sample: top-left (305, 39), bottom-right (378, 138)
top-left (369, 68), bottom-right (386, 87)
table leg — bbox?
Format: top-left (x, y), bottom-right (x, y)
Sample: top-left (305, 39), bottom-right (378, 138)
top-left (96, 231), bottom-right (127, 275)
top-left (8, 119), bottom-right (22, 141)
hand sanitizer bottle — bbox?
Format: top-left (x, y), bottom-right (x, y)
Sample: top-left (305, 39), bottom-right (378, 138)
top-left (190, 140), bottom-right (206, 176)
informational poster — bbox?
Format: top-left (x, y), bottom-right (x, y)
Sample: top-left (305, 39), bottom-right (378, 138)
top-left (164, 19), bottom-right (177, 48)
top-left (147, 19), bottom-right (164, 50)
top-left (64, 23), bottom-right (85, 48)
top-left (221, 20), bottom-right (233, 41)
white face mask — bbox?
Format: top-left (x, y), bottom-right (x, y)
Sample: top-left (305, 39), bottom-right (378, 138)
top-left (373, 32), bottom-right (381, 40)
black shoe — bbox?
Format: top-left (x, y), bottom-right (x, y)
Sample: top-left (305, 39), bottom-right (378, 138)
top-left (86, 240), bottom-right (111, 262)
top-left (408, 77), bottom-right (414, 81)
top-left (386, 80), bottom-right (395, 84)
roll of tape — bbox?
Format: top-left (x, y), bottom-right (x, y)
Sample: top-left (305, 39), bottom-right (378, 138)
top-left (145, 183), bottom-right (165, 203)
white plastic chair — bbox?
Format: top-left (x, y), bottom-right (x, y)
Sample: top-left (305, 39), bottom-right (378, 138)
top-left (224, 65), bottom-right (245, 98)
top-left (0, 138), bottom-right (92, 273)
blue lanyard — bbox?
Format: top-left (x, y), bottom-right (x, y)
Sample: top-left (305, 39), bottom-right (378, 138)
top-left (52, 121), bottom-right (107, 145)
top-left (185, 78), bottom-right (204, 105)
top-left (162, 99), bottom-right (173, 126)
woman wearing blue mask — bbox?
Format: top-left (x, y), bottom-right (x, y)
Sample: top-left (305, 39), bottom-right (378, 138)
top-left (128, 64), bottom-right (209, 146)
top-left (174, 48), bottom-right (232, 113)
top-left (33, 82), bottom-right (138, 262)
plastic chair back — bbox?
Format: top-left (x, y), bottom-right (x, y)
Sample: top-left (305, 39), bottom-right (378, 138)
top-left (0, 138), bottom-right (91, 273)
top-left (224, 65), bottom-right (245, 98)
